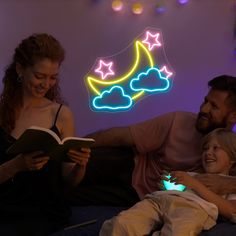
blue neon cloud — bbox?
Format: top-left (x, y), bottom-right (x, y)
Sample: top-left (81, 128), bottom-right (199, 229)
top-left (130, 67), bottom-right (170, 92)
top-left (92, 86), bottom-right (133, 110)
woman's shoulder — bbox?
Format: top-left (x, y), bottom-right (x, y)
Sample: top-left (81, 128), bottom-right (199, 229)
top-left (53, 103), bottom-right (74, 123)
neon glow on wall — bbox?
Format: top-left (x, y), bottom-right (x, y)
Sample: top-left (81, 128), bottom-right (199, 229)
top-left (85, 28), bottom-right (175, 112)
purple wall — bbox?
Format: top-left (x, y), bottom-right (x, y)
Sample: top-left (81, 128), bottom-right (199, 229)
top-left (0, 0), bottom-right (236, 136)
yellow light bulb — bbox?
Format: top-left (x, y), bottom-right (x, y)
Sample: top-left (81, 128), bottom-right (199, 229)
top-left (132, 3), bottom-right (143, 15)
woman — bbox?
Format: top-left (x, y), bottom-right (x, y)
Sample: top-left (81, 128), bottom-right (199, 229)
top-left (0, 33), bottom-right (90, 235)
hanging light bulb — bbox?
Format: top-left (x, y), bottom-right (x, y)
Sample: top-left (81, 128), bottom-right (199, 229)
top-left (155, 0), bottom-right (166, 14)
top-left (177, 0), bottom-right (189, 5)
top-left (132, 2), bottom-right (143, 15)
top-left (112, 0), bottom-right (124, 12)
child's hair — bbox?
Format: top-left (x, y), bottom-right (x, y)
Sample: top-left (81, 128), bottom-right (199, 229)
top-left (201, 128), bottom-right (236, 174)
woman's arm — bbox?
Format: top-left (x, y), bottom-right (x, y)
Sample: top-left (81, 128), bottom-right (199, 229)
top-left (59, 105), bottom-right (90, 185)
top-left (0, 152), bottom-right (49, 184)
top-left (62, 148), bottom-right (90, 186)
top-left (171, 171), bottom-right (236, 220)
top-left (0, 157), bottom-right (21, 183)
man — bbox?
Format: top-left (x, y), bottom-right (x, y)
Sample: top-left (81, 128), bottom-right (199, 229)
top-left (89, 75), bottom-right (236, 199)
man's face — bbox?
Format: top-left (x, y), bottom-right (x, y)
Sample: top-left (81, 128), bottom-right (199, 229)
top-left (196, 89), bottom-right (232, 134)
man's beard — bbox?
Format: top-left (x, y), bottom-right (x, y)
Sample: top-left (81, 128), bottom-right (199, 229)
top-left (195, 112), bottom-right (228, 134)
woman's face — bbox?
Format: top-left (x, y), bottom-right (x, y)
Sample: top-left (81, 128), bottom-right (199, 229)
top-left (18, 58), bottom-right (60, 98)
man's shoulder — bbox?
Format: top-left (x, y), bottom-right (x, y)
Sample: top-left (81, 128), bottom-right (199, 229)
top-left (130, 111), bottom-right (197, 129)
top-left (161, 111), bottom-right (197, 123)
top-left (171, 111), bottom-right (198, 129)
top-left (172, 111), bottom-right (197, 118)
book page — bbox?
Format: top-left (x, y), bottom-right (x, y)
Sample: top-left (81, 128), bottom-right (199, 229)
top-left (62, 136), bottom-right (95, 143)
top-left (29, 126), bottom-right (62, 144)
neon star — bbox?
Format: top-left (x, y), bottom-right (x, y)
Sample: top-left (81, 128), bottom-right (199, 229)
top-left (159, 66), bottom-right (173, 78)
top-left (142, 31), bottom-right (161, 51)
top-left (95, 60), bottom-right (115, 80)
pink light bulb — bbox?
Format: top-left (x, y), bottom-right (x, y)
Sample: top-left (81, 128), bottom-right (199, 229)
top-left (112, 0), bottom-right (123, 12)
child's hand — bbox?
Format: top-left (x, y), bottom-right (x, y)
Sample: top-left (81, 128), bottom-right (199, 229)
top-left (157, 170), bottom-right (170, 190)
top-left (170, 171), bottom-right (199, 190)
top-left (160, 170), bottom-right (170, 181)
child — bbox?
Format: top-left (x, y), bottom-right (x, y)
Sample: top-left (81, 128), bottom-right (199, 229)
top-left (99, 128), bottom-right (236, 236)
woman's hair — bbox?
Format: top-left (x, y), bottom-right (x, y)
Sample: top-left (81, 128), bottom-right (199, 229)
top-left (201, 128), bottom-right (236, 174)
top-left (0, 33), bottom-right (65, 133)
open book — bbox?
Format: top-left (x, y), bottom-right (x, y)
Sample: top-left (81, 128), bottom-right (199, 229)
top-left (7, 126), bottom-right (95, 162)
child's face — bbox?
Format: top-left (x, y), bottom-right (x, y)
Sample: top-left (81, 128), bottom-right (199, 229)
top-left (202, 137), bottom-right (233, 175)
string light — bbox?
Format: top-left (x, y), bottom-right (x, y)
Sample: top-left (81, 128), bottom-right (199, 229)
top-left (112, 0), bottom-right (124, 12)
top-left (85, 28), bottom-right (174, 112)
top-left (155, 0), bottom-right (166, 14)
top-left (110, 0), bottom-right (190, 15)
top-left (131, 2), bottom-right (143, 15)
top-left (177, 0), bottom-right (189, 5)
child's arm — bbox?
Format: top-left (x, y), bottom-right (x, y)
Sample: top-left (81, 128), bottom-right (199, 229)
top-left (171, 171), bottom-right (236, 221)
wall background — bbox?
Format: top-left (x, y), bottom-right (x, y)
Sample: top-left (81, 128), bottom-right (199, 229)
top-left (0, 0), bottom-right (235, 136)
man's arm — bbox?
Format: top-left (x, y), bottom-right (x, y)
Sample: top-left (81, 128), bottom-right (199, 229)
top-left (195, 174), bottom-right (236, 195)
top-left (86, 127), bottom-right (134, 147)
top-left (171, 171), bottom-right (236, 220)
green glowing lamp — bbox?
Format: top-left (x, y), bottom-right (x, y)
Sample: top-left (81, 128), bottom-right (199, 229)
top-left (162, 174), bottom-right (186, 191)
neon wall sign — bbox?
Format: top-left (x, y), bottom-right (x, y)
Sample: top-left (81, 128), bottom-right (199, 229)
top-left (85, 28), bottom-right (174, 112)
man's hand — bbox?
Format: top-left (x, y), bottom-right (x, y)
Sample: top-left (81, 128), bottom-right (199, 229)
top-left (194, 173), bottom-right (233, 195)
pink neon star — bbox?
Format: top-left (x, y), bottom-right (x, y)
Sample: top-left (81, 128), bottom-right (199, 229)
top-left (160, 66), bottom-right (173, 78)
top-left (142, 31), bottom-right (162, 51)
top-left (94, 60), bottom-right (115, 80)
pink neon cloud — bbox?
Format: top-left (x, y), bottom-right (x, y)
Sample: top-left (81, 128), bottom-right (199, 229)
top-left (142, 31), bottom-right (162, 51)
top-left (159, 66), bottom-right (173, 78)
top-left (94, 60), bottom-right (115, 80)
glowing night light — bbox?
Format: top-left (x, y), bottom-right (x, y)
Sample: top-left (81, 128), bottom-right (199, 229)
top-left (130, 67), bottom-right (170, 93)
top-left (159, 66), bottom-right (173, 78)
top-left (85, 28), bottom-right (175, 112)
top-left (162, 174), bottom-right (186, 191)
top-left (142, 31), bottom-right (162, 51)
top-left (132, 3), bottom-right (143, 15)
top-left (93, 86), bottom-right (133, 110)
top-left (87, 40), bottom-right (154, 97)
top-left (94, 60), bottom-right (115, 80)
top-left (112, 0), bottom-right (124, 12)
